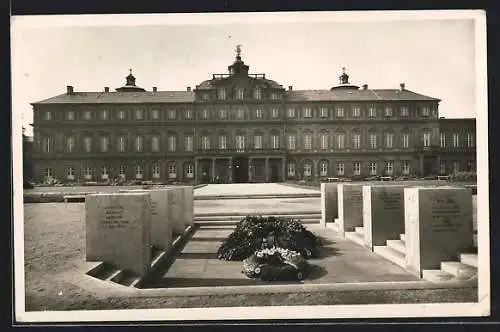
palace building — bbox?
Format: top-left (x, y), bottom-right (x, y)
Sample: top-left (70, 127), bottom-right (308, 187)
top-left (30, 48), bottom-right (476, 184)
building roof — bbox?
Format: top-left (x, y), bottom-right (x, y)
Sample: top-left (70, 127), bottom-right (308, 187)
top-left (32, 87), bottom-right (439, 105)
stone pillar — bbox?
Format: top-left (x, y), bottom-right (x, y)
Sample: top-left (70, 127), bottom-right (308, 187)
top-left (211, 158), bottom-right (216, 183)
top-left (282, 157), bottom-right (286, 182)
top-left (248, 157), bottom-right (253, 182)
top-left (265, 157), bottom-right (269, 182)
top-left (436, 155), bottom-right (441, 175)
top-left (313, 159), bottom-right (318, 180)
top-left (194, 158), bottom-right (199, 184)
top-left (419, 154), bottom-right (424, 177)
top-left (228, 157), bottom-right (233, 183)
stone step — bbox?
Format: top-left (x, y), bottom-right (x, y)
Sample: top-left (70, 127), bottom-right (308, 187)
top-left (345, 231), bottom-right (366, 247)
top-left (194, 219), bottom-right (320, 226)
top-left (194, 214), bottom-right (321, 221)
top-left (326, 222), bottom-right (339, 233)
top-left (441, 261), bottom-right (477, 279)
top-left (373, 245), bottom-right (406, 268)
top-left (355, 226), bottom-right (365, 235)
top-left (105, 269), bottom-right (123, 282)
top-left (400, 233), bottom-right (406, 242)
top-left (386, 239), bottom-right (406, 255)
top-left (422, 269), bottom-right (456, 282)
top-left (460, 253), bottom-right (478, 268)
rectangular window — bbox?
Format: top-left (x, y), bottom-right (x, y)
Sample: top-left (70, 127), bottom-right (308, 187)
top-left (337, 134), bottom-right (345, 149)
top-left (66, 111), bottom-right (75, 120)
top-left (271, 135), bottom-right (280, 149)
top-left (287, 107), bottom-right (295, 118)
top-left (118, 110), bottom-right (126, 120)
top-left (320, 134), bottom-right (328, 149)
top-left (66, 167), bottom-right (75, 180)
top-left (83, 137), bottom-right (92, 152)
top-left (135, 165), bottom-right (143, 179)
top-left (287, 163), bottom-right (295, 176)
top-left (287, 135), bottom-right (296, 150)
top-left (320, 107), bottom-right (328, 118)
top-left (368, 107), bottom-right (377, 117)
top-left (453, 161), bottom-right (460, 173)
top-left (335, 106), bottom-right (344, 117)
top-left (66, 136), bottom-right (75, 153)
top-left (151, 136), bottom-right (160, 152)
top-left (44, 167), bottom-right (53, 179)
top-left (83, 110), bottom-right (92, 120)
top-left (303, 107), bottom-right (312, 118)
top-left (402, 133), bottom-right (409, 148)
top-left (303, 134), bottom-right (312, 150)
top-left (100, 109), bottom-right (109, 120)
top-left (253, 88), bottom-right (262, 100)
top-left (185, 108), bottom-right (193, 119)
top-left (320, 162), bottom-right (328, 176)
top-left (271, 108), bottom-right (279, 118)
top-left (453, 133), bottom-right (460, 147)
top-left (400, 106), bottom-right (409, 117)
top-left (271, 92), bottom-right (279, 100)
top-left (352, 134), bottom-right (361, 149)
top-left (369, 133), bottom-right (377, 149)
top-left (151, 109), bottom-right (160, 120)
top-left (219, 108), bottom-right (228, 119)
top-left (219, 135), bottom-right (227, 149)
top-left (202, 93), bottom-right (210, 101)
top-left (135, 109), bottom-right (143, 120)
top-left (236, 108), bottom-right (244, 120)
top-left (43, 111), bottom-right (53, 121)
top-left (303, 163), bottom-right (312, 177)
top-left (236, 135), bottom-right (245, 151)
top-left (385, 133), bottom-right (393, 148)
top-left (119, 165), bottom-right (126, 178)
top-left (168, 110), bottom-right (176, 120)
top-left (401, 160), bottom-right (410, 175)
top-left (100, 136), bottom-right (109, 152)
top-left (118, 136), bottom-right (126, 152)
top-left (337, 162), bottom-right (345, 176)
top-left (440, 160), bottom-right (446, 175)
top-left (186, 164), bottom-right (194, 178)
top-left (202, 109), bottom-right (209, 119)
top-left (369, 161), bottom-right (377, 175)
top-left (185, 135), bottom-right (194, 152)
top-left (152, 164), bottom-right (161, 179)
top-left (353, 162), bottom-right (361, 176)
top-left (384, 160), bottom-right (394, 175)
top-left (218, 88), bottom-right (226, 100)
top-left (134, 136), bottom-right (143, 152)
top-left (167, 136), bottom-right (176, 152)
top-left (467, 133), bottom-right (474, 147)
top-left (83, 167), bottom-right (93, 180)
top-left (440, 133), bottom-right (446, 148)
top-left (236, 88), bottom-right (245, 100)
top-left (423, 132), bottom-right (431, 147)
top-left (384, 107), bottom-right (393, 117)
top-left (421, 106), bottom-right (430, 116)
top-left (254, 135), bottom-right (262, 149)
top-left (101, 165), bottom-right (109, 180)
top-left (255, 108), bottom-right (263, 119)
top-left (202, 136), bottom-right (210, 150)
top-left (352, 106), bottom-right (361, 117)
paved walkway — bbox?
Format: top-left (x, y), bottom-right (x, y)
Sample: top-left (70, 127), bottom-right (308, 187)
top-left (194, 183), bottom-right (319, 197)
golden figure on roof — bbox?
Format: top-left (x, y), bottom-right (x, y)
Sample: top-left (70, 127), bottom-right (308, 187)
top-left (236, 44), bottom-right (242, 57)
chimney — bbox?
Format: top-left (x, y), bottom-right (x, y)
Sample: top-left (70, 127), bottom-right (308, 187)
top-left (362, 84), bottom-right (368, 90)
top-left (288, 86), bottom-right (293, 91)
top-left (104, 87), bottom-right (109, 93)
top-left (67, 85), bottom-right (74, 94)
top-left (400, 83), bottom-right (405, 91)
top-left (152, 87), bottom-right (157, 92)
top-left (187, 86), bottom-right (191, 92)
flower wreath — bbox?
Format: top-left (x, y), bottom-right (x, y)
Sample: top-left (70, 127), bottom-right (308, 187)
top-left (242, 247), bottom-right (309, 280)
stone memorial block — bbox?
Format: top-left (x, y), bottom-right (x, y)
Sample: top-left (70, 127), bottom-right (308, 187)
top-left (181, 186), bottom-right (194, 227)
top-left (321, 183), bottom-right (338, 226)
top-left (337, 183), bottom-right (364, 237)
top-left (85, 193), bottom-right (151, 277)
top-left (404, 187), bottom-right (474, 276)
top-left (363, 185), bottom-right (405, 249)
top-left (168, 187), bottom-right (185, 235)
top-left (119, 189), bottom-right (172, 251)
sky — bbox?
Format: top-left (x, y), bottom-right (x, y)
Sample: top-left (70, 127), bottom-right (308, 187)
top-left (11, 11), bottom-right (483, 136)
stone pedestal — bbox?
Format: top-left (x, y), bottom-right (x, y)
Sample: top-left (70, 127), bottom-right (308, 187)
top-left (337, 184), bottom-right (363, 237)
top-left (85, 193), bottom-right (151, 277)
top-left (404, 187), bottom-right (474, 276)
top-left (363, 185), bottom-right (405, 249)
top-left (168, 187), bottom-right (185, 235)
top-left (320, 183), bottom-right (338, 226)
top-left (180, 186), bottom-right (194, 227)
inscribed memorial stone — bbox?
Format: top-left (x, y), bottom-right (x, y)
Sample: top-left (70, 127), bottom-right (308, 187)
top-left (85, 193), bottom-right (151, 277)
top-left (337, 184), bottom-right (363, 237)
top-left (321, 183), bottom-right (338, 226)
top-left (168, 187), bottom-right (185, 235)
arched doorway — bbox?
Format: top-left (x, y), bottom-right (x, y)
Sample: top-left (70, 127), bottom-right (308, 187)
top-left (232, 157), bottom-right (249, 183)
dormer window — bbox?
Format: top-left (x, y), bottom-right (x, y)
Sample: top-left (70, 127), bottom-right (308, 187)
top-left (217, 88), bottom-right (226, 100)
top-left (384, 107), bottom-right (393, 117)
top-left (202, 93), bottom-right (210, 101)
top-left (421, 106), bottom-right (430, 117)
top-left (271, 92), bottom-right (279, 100)
top-left (235, 88), bottom-right (245, 100)
top-left (253, 88), bottom-right (262, 100)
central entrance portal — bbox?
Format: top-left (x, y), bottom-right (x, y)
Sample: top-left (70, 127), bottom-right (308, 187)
top-left (232, 157), bottom-right (249, 183)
